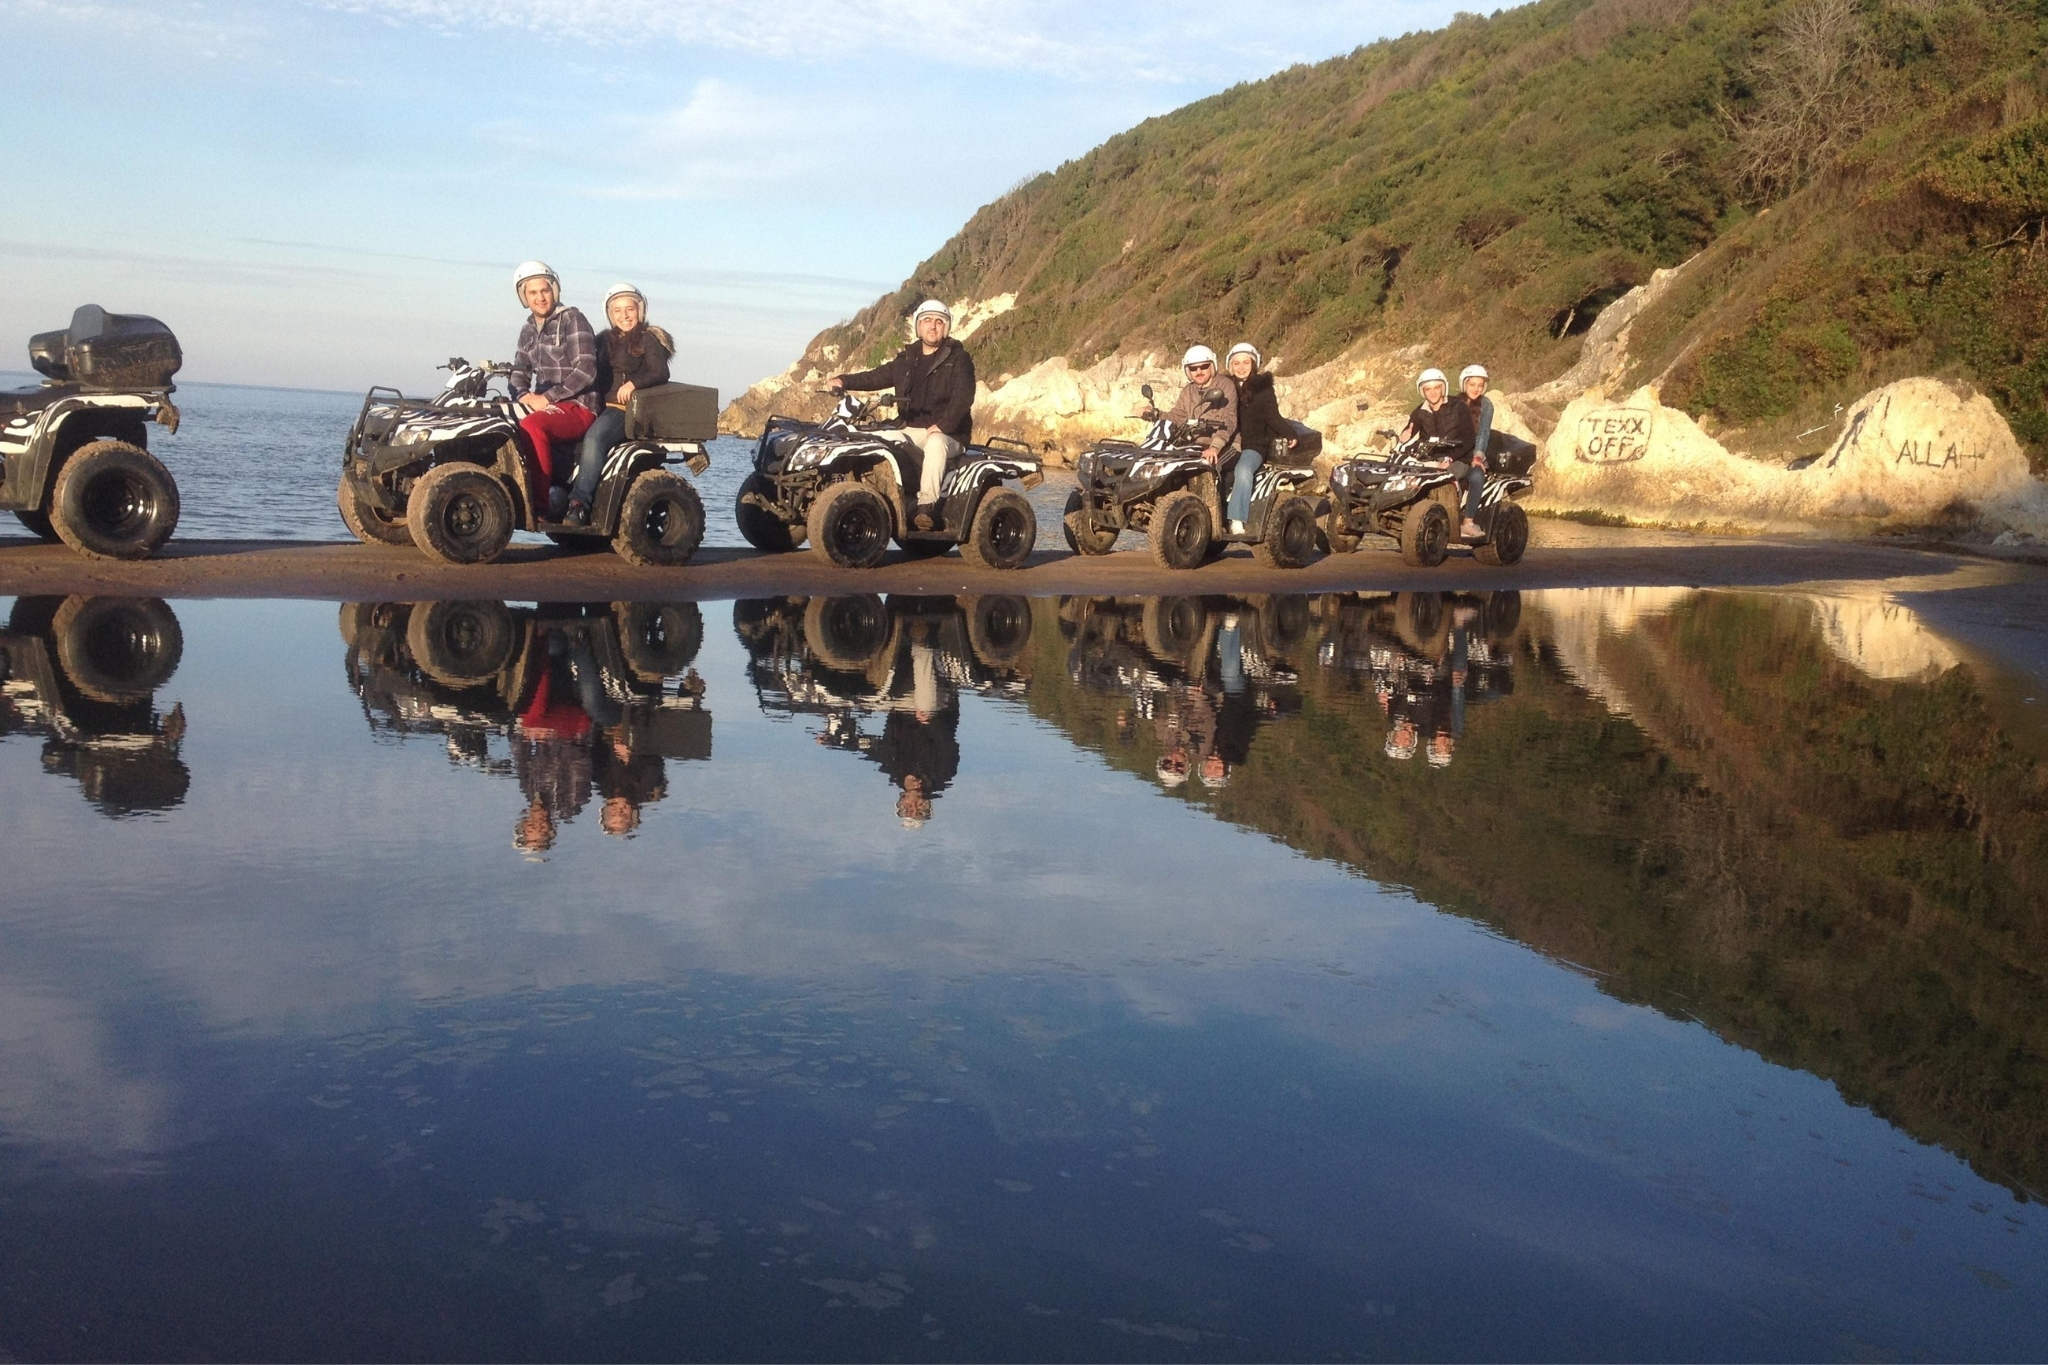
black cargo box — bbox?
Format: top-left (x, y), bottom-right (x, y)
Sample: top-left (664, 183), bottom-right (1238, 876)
top-left (28, 306), bottom-right (181, 390)
top-left (627, 382), bottom-right (718, 442)
top-left (619, 704), bottom-right (712, 761)
top-left (1284, 419), bottom-right (1323, 459)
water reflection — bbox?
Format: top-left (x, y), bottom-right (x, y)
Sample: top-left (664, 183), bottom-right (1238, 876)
top-left (342, 600), bottom-right (708, 849)
top-left (0, 595), bottom-right (188, 815)
top-left (736, 594), bottom-right (1033, 827)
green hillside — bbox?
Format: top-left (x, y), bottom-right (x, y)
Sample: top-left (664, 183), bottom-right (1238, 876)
top-left (767, 0), bottom-right (2047, 463)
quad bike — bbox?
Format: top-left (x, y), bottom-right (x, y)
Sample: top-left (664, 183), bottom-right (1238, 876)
top-left (1320, 421), bottom-right (1535, 568)
top-left (1, 305), bottom-right (183, 559)
top-left (339, 358), bottom-right (717, 566)
top-left (734, 592), bottom-right (1036, 717)
top-left (340, 599), bottom-right (712, 763)
top-left (736, 391), bottom-right (1044, 570)
top-left (0, 595), bottom-right (189, 814)
top-left (1064, 384), bottom-right (1322, 570)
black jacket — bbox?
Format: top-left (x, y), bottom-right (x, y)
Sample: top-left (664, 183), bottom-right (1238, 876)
top-left (841, 337), bottom-right (976, 444)
top-left (1406, 399), bottom-right (1476, 461)
top-left (1233, 371), bottom-right (1288, 456)
top-left (596, 325), bottom-right (672, 407)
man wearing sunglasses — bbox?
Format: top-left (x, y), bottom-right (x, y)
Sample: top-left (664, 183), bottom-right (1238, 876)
top-left (1143, 344), bottom-right (1239, 463)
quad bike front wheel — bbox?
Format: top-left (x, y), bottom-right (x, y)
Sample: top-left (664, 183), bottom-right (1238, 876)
top-left (337, 473), bottom-right (412, 546)
top-left (962, 488), bottom-right (1036, 571)
top-left (1473, 503), bottom-right (1529, 567)
top-left (736, 472), bottom-right (802, 553)
top-left (803, 594), bottom-right (890, 672)
top-left (1148, 490), bottom-right (1212, 571)
top-left (51, 596), bottom-right (183, 703)
top-left (407, 599), bottom-right (517, 688)
top-left (808, 481), bottom-right (893, 570)
top-left (407, 463), bottom-right (514, 565)
top-left (1062, 488), bottom-right (1117, 556)
top-left (964, 595), bottom-right (1034, 669)
top-left (50, 440), bottom-right (180, 560)
top-left (615, 470), bottom-right (706, 567)
top-left (1253, 496), bottom-right (1319, 570)
top-left (1398, 501), bottom-right (1451, 568)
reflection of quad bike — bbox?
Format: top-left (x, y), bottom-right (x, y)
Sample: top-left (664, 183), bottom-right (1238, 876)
top-left (0, 596), bottom-right (189, 813)
top-left (1, 306), bottom-right (183, 559)
top-left (737, 392), bottom-right (1044, 570)
top-left (1321, 425), bottom-right (1535, 568)
top-left (340, 599), bottom-right (712, 761)
top-left (1059, 593), bottom-right (1312, 695)
top-left (1065, 383), bottom-right (1322, 570)
top-left (735, 592), bottom-right (1036, 717)
top-left (1315, 590), bottom-right (1521, 698)
top-left (339, 358), bottom-right (716, 566)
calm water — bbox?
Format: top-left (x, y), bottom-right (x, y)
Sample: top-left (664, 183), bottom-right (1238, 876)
top-left (0, 374), bottom-right (1079, 546)
top-left (1, 586), bottom-right (2044, 1361)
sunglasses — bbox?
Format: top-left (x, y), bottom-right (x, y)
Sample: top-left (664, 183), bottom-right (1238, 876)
top-left (1187, 363), bottom-right (1215, 373)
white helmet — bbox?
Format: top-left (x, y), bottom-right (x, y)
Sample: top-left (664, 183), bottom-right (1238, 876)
top-left (1427, 743), bottom-right (1455, 769)
top-left (1416, 367), bottom-right (1449, 394)
top-left (1225, 342), bottom-right (1261, 369)
top-left (604, 282), bottom-right (645, 310)
top-left (1182, 344), bottom-right (1218, 371)
top-left (1384, 726), bottom-right (1419, 761)
top-left (513, 260), bottom-right (559, 301)
top-left (1459, 364), bottom-right (1490, 385)
top-left (912, 298), bottom-right (952, 326)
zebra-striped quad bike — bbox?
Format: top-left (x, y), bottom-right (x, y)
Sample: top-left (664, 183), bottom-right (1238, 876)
top-left (1320, 427), bottom-right (1535, 568)
top-left (339, 358), bottom-right (715, 566)
top-left (1, 306), bottom-right (183, 559)
top-left (736, 391), bottom-right (1043, 570)
top-left (1064, 383), bottom-right (1323, 570)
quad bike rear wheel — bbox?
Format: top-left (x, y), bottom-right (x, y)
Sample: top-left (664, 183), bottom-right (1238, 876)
top-left (337, 473), bottom-right (412, 546)
top-left (1473, 503), bottom-right (1528, 567)
top-left (50, 440), bottom-right (180, 560)
top-left (736, 472), bottom-right (802, 553)
top-left (804, 594), bottom-right (891, 671)
top-left (962, 488), bottom-right (1035, 571)
top-left (612, 601), bottom-right (705, 680)
top-left (1318, 510), bottom-right (1362, 556)
top-left (12, 509), bottom-right (59, 543)
top-left (808, 481), bottom-right (893, 569)
top-left (51, 596), bottom-right (183, 703)
top-left (1398, 501), bottom-right (1451, 568)
top-left (1253, 496), bottom-right (1319, 570)
top-left (1062, 488), bottom-right (1118, 555)
top-left (407, 599), bottom-right (516, 688)
top-left (407, 463), bottom-right (514, 565)
top-left (1148, 490), bottom-right (1212, 571)
top-left (615, 470), bottom-right (706, 567)
top-left (1142, 595), bottom-right (1207, 665)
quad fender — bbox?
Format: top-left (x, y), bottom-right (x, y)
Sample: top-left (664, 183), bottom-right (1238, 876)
top-left (2, 396), bottom-right (153, 512)
top-left (589, 444), bottom-right (670, 535)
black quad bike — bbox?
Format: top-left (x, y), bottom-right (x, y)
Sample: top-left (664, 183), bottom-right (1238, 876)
top-left (1065, 384), bottom-right (1323, 570)
top-left (734, 592), bottom-right (1036, 715)
top-left (1, 305), bottom-right (183, 559)
top-left (1321, 421), bottom-right (1535, 568)
top-left (0, 595), bottom-right (190, 814)
top-left (736, 391), bottom-right (1044, 570)
top-left (339, 359), bottom-right (717, 566)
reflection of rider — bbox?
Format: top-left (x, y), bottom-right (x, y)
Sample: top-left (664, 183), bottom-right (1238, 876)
top-left (566, 283), bottom-right (672, 526)
top-left (870, 617), bottom-right (961, 828)
top-left (512, 639), bottom-right (595, 853)
top-left (594, 734), bottom-right (667, 837)
top-left (509, 261), bottom-right (601, 508)
top-left (1155, 684), bottom-right (1216, 789)
top-left (829, 300), bottom-right (977, 532)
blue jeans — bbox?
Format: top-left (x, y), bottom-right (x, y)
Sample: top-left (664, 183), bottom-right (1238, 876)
top-left (1218, 619), bottom-right (1245, 696)
top-left (1450, 461), bottom-right (1483, 520)
top-left (1227, 448), bottom-right (1263, 524)
top-left (571, 407), bottom-right (626, 505)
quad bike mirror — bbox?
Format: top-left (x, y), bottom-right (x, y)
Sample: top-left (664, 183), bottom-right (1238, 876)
top-left (1140, 384), bottom-right (1153, 400)
top-left (1203, 389), bottom-right (1227, 407)
top-left (1356, 400), bottom-right (1372, 411)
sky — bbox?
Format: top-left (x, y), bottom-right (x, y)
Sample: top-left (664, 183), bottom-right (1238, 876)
top-left (0, 0), bottom-right (1471, 401)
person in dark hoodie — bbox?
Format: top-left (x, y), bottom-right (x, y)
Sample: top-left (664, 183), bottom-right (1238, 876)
top-left (1224, 342), bottom-right (1286, 536)
top-left (1399, 367), bottom-right (1482, 541)
top-left (563, 283), bottom-right (672, 526)
top-left (828, 299), bottom-right (976, 530)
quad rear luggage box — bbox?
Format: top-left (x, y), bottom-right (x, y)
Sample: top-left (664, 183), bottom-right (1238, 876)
top-left (628, 383), bottom-right (718, 442)
top-left (618, 703), bottom-right (713, 761)
top-left (29, 306), bottom-right (182, 390)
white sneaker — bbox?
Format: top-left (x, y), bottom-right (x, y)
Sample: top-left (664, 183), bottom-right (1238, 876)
top-left (1461, 520), bottom-right (1484, 540)
top-left (1228, 520), bottom-right (1246, 536)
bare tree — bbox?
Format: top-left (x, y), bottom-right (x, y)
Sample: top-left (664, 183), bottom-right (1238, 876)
top-left (1730, 0), bottom-right (1894, 203)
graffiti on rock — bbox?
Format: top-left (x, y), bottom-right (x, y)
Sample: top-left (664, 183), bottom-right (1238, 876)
top-left (1575, 408), bottom-right (1652, 464)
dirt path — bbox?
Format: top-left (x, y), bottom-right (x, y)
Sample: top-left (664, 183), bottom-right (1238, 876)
top-left (0, 521), bottom-right (2023, 602)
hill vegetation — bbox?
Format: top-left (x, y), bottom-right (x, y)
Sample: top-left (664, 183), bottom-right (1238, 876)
top-left (750, 0), bottom-right (2048, 466)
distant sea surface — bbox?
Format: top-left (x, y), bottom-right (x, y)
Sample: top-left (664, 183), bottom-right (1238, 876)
top-left (0, 373), bottom-right (786, 547)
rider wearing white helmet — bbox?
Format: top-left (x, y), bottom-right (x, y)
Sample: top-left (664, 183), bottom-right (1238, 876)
top-left (1143, 343), bottom-right (1239, 463)
top-left (561, 282), bottom-right (674, 525)
top-left (508, 261), bottom-right (600, 513)
top-left (828, 298), bottom-right (977, 530)
top-left (1398, 365), bottom-right (1482, 541)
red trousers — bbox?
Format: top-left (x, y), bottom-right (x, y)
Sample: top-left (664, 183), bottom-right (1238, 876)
top-left (517, 403), bottom-right (595, 501)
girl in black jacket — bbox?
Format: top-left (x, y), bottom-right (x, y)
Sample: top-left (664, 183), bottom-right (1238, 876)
top-left (1225, 343), bottom-right (1286, 534)
top-left (564, 283), bottom-right (673, 525)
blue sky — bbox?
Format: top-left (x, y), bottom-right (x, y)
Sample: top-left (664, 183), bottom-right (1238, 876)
top-left (1, 0), bottom-right (1469, 399)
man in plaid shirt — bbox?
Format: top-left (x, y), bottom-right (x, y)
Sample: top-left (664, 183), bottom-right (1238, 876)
top-left (509, 261), bottom-right (600, 508)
